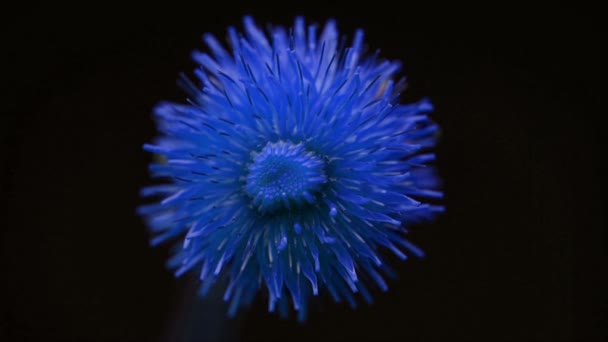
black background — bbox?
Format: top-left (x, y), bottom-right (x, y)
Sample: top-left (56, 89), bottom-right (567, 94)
top-left (2, 3), bottom-right (605, 342)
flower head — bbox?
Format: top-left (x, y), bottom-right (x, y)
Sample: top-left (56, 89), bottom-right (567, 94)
top-left (139, 16), bottom-right (443, 321)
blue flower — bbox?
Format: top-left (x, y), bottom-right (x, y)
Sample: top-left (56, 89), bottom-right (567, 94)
top-left (139, 16), bottom-right (443, 321)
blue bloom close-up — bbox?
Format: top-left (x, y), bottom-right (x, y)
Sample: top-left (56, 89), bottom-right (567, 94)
top-left (139, 16), bottom-right (444, 321)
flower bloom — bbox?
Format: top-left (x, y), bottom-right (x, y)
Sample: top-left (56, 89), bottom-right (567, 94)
top-left (139, 16), bottom-right (443, 321)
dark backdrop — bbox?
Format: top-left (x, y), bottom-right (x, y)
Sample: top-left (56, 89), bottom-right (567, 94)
top-left (2, 3), bottom-right (605, 342)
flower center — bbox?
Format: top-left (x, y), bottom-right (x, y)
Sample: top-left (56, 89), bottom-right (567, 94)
top-left (245, 141), bottom-right (327, 213)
